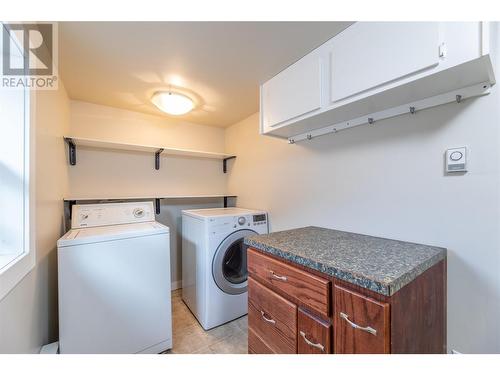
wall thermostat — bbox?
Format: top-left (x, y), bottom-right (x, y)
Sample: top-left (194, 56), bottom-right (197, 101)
top-left (446, 147), bottom-right (467, 173)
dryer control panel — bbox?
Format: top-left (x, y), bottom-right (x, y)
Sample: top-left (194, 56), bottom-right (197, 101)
top-left (72, 202), bottom-right (155, 229)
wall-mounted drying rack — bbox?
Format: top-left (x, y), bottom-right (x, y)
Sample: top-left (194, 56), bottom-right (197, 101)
top-left (288, 81), bottom-right (491, 143)
top-left (64, 194), bottom-right (238, 219)
top-left (63, 136), bottom-right (236, 172)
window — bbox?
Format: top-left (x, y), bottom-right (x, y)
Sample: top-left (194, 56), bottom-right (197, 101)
top-left (0, 23), bottom-right (35, 300)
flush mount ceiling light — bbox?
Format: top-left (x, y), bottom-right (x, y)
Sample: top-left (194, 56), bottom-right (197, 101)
top-left (151, 91), bottom-right (194, 115)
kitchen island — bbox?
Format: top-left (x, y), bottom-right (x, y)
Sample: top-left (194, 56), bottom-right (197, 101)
top-left (244, 226), bottom-right (447, 354)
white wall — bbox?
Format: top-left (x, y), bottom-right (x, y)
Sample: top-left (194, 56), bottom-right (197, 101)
top-left (226, 78), bottom-right (500, 352)
top-left (68, 101), bottom-right (228, 198)
top-left (0, 84), bottom-right (70, 353)
top-left (67, 101), bottom-right (229, 287)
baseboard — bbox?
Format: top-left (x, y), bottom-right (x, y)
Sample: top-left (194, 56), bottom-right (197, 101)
top-left (40, 341), bottom-right (59, 354)
top-left (171, 280), bottom-right (182, 291)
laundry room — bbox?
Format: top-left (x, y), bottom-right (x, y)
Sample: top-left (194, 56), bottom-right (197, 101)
top-left (2, 1), bottom-right (500, 373)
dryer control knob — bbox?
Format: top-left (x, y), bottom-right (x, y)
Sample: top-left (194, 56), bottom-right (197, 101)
top-left (238, 216), bottom-right (246, 226)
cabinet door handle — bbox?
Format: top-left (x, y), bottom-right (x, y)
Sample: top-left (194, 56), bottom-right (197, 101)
top-left (299, 331), bottom-right (325, 352)
top-left (339, 312), bottom-right (377, 336)
top-left (260, 310), bottom-right (276, 325)
top-left (269, 270), bottom-right (287, 281)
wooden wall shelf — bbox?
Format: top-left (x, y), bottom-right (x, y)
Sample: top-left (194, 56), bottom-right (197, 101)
top-left (63, 136), bottom-right (236, 172)
top-left (64, 195), bottom-right (238, 215)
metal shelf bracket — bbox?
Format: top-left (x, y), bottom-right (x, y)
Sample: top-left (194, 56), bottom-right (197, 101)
top-left (155, 149), bottom-right (164, 170)
top-left (223, 156), bottom-right (236, 173)
top-left (65, 138), bottom-right (76, 165)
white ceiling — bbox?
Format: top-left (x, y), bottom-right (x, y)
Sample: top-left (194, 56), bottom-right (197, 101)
top-left (59, 22), bottom-right (352, 127)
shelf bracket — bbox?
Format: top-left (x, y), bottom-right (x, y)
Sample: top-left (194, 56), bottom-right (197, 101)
top-left (155, 198), bottom-right (161, 215)
top-left (223, 196), bottom-right (228, 208)
top-left (155, 149), bottom-right (164, 170)
top-left (66, 138), bottom-right (76, 166)
top-left (223, 156), bottom-right (236, 173)
top-left (68, 200), bottom-right (76, 219)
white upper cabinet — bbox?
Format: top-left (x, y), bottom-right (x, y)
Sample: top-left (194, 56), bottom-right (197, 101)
top-left (329, 22), bottom-right (440, 103)
top-left (261, 51), bottom-right (322, 132)
top-left (260, 22), bottom-right (495, 141)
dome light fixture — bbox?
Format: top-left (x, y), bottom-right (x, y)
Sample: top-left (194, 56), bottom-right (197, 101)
top-left (151, 91), bottom-right (194, 116)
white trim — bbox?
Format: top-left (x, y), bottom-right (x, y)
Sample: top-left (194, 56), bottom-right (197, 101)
top-left (481, 22), bottom-right (490, 56)
top-left (40, 342), bottom-right (59, 354)
top-left (171, 280), bottom-right (182, 291)
top-left (0, 87), bottom-right (36, 301)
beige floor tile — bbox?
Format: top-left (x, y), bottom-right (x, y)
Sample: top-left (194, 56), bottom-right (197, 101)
top-left (234, 315), bottom-right (248, 333)
top-left (168, 289), bottom-right (248, 354)
top-left (208, 333), bottom-right (248, 354)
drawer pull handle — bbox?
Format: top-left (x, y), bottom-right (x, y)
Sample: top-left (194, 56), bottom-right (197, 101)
top-left (269, 270), bottom-right (287, 281)
top-left (340, 312), bottom-right (377, 336)
top-left (300, 331), bottom-right (325, 352)
top-left (260, 310), bottom-right (276, 325)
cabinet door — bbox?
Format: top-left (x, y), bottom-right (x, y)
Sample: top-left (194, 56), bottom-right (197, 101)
top-left (329, 22), bottom-right (440, 103)
top-left (334, 285), bottom-right (390, 354)
top-left (261, 51), bottom-right (322, 131)
top-left (248, 277), bottom-right (297, 353)
top-left (298, 308), bottom-right (332, 354)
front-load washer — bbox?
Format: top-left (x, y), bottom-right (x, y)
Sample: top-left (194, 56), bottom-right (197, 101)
top-left (57, 202), bottom-right (172, 354)
top-left (181, 207), bottom-right (268, 330)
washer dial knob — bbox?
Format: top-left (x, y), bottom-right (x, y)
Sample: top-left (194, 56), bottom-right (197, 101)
top-left (238, 216), bottom-right (246, 226)
top-left (133, 208), bottom-right (145, 218)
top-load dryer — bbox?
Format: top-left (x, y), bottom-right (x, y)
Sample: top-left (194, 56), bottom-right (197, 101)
top-left (181, 207), bottom-right (268, 330)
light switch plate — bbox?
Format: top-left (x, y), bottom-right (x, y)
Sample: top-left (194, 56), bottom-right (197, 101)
top-left (446, 147), bottom-right (467, 173)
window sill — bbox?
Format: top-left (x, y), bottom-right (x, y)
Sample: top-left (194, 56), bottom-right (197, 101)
top-left (0, 253), bottom-right (22, 271)
top-left (0, 251), bottom-right (35, 301)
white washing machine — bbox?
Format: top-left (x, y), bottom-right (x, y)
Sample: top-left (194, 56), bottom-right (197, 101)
top-left (57, 202), bottom-right (172, 354)
top-left (181, 207), bottom-right (268, 330)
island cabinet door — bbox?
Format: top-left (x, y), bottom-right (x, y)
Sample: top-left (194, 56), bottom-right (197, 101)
top-left (334, 285), bottom-right (390, 354)
top-left (297, 308), bottom-right (332, 354)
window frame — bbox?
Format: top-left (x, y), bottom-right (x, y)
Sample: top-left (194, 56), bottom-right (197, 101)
top-left (0, 24), bottom-right (36, 301)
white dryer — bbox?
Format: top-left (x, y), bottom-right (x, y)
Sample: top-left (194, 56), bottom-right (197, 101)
top-left (57, 202), bottom-right (172, 354)
top-left (181, 208), bottom-right (268, 330)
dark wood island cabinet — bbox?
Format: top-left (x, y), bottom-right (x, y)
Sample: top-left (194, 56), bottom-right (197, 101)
top-left (245, 227), bottom-right (447, 354)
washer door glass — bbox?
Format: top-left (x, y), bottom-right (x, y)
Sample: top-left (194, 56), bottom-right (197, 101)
top-left (212, 229), bottom-right (256, 295)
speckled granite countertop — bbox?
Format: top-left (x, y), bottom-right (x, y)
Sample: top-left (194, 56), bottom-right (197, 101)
top-left (244, 226), bottom-right (446, 296)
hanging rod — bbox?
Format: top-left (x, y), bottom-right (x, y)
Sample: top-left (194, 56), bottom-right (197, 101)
top-left (288, 81), bottom-right (491, 144)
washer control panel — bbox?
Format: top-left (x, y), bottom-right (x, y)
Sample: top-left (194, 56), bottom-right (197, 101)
top-left (208, 212), bottom-right (268, 232)
top-left (71, 202), bottom-right (154, 228)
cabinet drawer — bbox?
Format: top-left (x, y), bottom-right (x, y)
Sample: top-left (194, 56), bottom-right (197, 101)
top-left (298, 308), bottom-right (332, 354)
top-left (248, 277), bottom-right (297, 353)
top-left (334, 285), bottom-right (390, 354)
top-left (248, 327), bottom-right (274, 354)
top-left (248, 248), bottom-right (331, 316)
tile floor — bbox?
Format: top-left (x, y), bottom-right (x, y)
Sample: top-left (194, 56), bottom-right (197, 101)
top-left (166, 289), bottom-right (248, 354)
